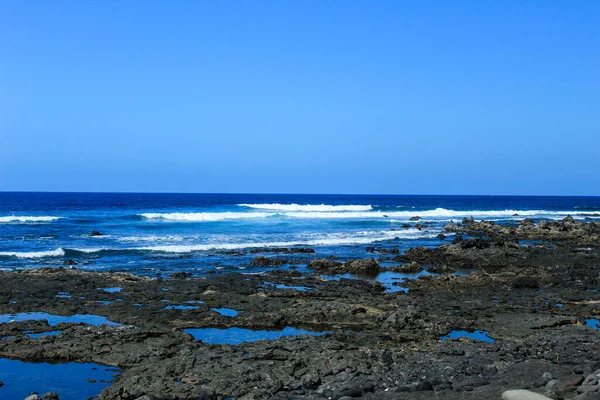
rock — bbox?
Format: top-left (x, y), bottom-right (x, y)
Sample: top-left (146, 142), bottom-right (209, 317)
top-left (410, 216), bottom-right (421, 221)
top-left (134, 395), bottom-right (161, 400)
top-left (90, 230), bottom-right (103, 236)
top-left (389, 262), bottom-right (423, 273)
top-left (501, 389), bottom-right (553, 400)
top-left (24, 395), bottom-right (41, 400)
top-left (62, 259), bottom-right (78, 266)
top-left (250, 256), bottom-right (286, 267)
top-left (578, 385), bottom-right (600, 394)
top-left (543, 372), bottom-right (554, 381)
top-left (582, 373), bottom-right (599, 386)
top-left (545, 379), bottom-right (560, 391)
top-left (344, 259), bottom-right (381, 274)
top-left (41, 393), bottom-right (59, 400)
top-left (169, 272), bottom-right (192, 279)
top-left (415, 381), bottom-right (434, 391)
top-left (437, 233), bottom-right (446, 240)
top-left (308, 258), bottom-right (343, 274)
top-left (401, 223), bottom-right (411, 228)
top-left (512, 276), bottom-right (540, 289)
top-left (0, 381), bottom-right (3, 387)
top-left (331, 382), bottom-right (374, 399)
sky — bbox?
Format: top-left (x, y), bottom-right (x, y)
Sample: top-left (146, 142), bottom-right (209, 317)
top-left (0, 1), bottom-right (599, 195)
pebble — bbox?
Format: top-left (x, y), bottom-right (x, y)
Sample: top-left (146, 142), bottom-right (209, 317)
top-left (502, 390), bottom-right (553, 400)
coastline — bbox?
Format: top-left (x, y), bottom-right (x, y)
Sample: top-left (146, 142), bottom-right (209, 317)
top-left (1, 217), bottom-right (599, 399)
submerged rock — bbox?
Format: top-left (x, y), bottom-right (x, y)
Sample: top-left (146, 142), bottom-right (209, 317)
top-left (90, 230), bottom-right (103, 236)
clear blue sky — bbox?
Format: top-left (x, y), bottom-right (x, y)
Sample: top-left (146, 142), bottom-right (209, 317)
top-left (1, 1), bottom-right (598, 195)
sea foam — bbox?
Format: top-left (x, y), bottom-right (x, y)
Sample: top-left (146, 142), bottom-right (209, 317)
top-left (140, 212), bottom-right (271, 222)
top-left (238, 203), bottom-right (373, 212)
top-left (0, 216), bottom-right (61, 223)
top-left (0, 248), bottom-right (65, 258)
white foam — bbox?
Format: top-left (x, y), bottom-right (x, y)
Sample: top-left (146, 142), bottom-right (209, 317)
top-left (132, 228), bottom-right (435, 253)
top-left (0, 216), bottom-right (61, 223)
top-left (0, 248), bottom-right (65, 258)
top-left (140, 212), bottom-right (271, 222)
top-left (239, 203), bottom-right (373, 212)
top-left (284, 208), bottom-right (599, 220)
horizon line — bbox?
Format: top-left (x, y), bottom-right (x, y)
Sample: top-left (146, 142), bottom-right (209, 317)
top-left (0, 190), bottom-right (599, 198)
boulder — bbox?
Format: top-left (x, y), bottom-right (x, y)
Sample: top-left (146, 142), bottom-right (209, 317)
top-left (308, 258), bottom-right (344, 273)
top-left (344, 259), bottom-right (380, 274)
top-left (90, 230), bottom-right (103, 236)
top-left (250, 256), bottom-right (286, 267)
top-left (409, 216), bottom-right (421, 221)
top-left (502, 390), bottom-right (552, 400)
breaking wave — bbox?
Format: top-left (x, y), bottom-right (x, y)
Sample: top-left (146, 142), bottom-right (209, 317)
top-left (0, 216), bottom-right (61, 223)
top-left (140, 212), bottom-right (271, 222)
top-left (239, 203), bottom-right (373, 212)
top-left (0, 248), bottom-right (65, 258)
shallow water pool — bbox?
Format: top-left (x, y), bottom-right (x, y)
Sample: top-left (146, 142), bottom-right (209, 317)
top-left (211, 308), bottom-right (239, 317)
top-left (184, 326), bottom-right (331, 344)
top-left (0, 358), bottom-right (118, 400)
top-left (441, 330), bottom-right (495, 343)
top-left (0, 312), bottom-right (121, 326)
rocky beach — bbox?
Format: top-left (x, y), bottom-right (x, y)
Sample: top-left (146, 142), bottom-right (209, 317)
top-left (1, 217), bottom-right (599, 399)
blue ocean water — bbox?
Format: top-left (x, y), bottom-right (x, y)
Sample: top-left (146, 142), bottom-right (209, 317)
top-left (0, 193), bottom-right (599, 275)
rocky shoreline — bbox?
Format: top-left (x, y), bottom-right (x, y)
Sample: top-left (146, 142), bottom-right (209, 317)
top-left (1, 217), bottom-right (599, 399)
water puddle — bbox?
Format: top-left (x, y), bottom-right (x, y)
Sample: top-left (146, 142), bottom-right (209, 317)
top-left (441, 330), bottom-right (495, 343)
top-left (0, 312), bottom-right (122, 326)
top-left (95, 301), bottom-right (112, 305)
top-left (98, 287), bottom-right (122, 293)
top-left (162, 305), bottom-right (199, 311)
top-left (56, 292), bottom-right (72, 299)
top-left (211, 308), bottom-right (239, 317)
top-left (25, 330), bottom-right (63, 339)
top-left (184, 326), bottom-right (331, 344)
top-left (586, 319), bottom-right (599, 331)
top-left (262, 282), bottom-right (310, 291)
top-left (0, 358), bottom-right (118, 400)
top-left (323, 270), bottom-right (435, 293)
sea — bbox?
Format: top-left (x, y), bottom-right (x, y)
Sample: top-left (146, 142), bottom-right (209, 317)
top-left (1, 192), bottom-right (599, 276)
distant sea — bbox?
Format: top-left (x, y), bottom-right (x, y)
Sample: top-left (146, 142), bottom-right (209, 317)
top-left (1, 193), bottom-right (599, 275)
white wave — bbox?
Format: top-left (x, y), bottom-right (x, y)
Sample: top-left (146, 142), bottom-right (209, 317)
top-left (283, 208), bottom-right (599, 220)
top-left (0, 216), bottom-right (61, 223)
top-left (0, 248), bottom-right (65, 258)
top-left (239, 203), bottom-right (373, 212)
top-left (140, 212), bottom-right (271, 222)
top-left (136, 228), bottom-right (434, 253)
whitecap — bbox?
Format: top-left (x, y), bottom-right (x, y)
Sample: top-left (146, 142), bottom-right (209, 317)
top-left (140, 212), bottom-right (271, 221)
top-left (0, 248), bottom-right (65, 258)
top-left (0, 216), bottom-right (61, 223)
top-left (238, 203), bottom-right (373, 212)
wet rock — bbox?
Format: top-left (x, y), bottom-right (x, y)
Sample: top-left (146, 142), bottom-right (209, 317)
top-left (41, 393), bottom-right (59, 400)
top-left (308, 258), bottom-right (343, 274)
top-left (389, 262), bottom-right (423, 273)
top-left (344, 259), bottom-right (380, 274)
top-left (512, 276), bottom-right (540, 289)
top-left (24, 395), bottom-right (41, 400)
top-left (410, 216), bottom-right (421, 221)
top-left (437, 233), bottom-right (446, 240)
top-left (62, 259), bottom-right (77, 266)
top-left (0, 381), bottom-right (3, 387)
top-left (169, 272), bottom-right (192, 279)
top-left (250, 256), bottom-right (286, 267)
top-left (90, 230), bottom-right (103, 236)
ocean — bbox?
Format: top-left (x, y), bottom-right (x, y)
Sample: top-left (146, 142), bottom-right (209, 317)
top-left (1, 192), bottom-right (599, 275)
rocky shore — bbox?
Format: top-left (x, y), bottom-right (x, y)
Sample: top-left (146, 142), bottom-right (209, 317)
top-left (1, 217), bottom-right (599, 399)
